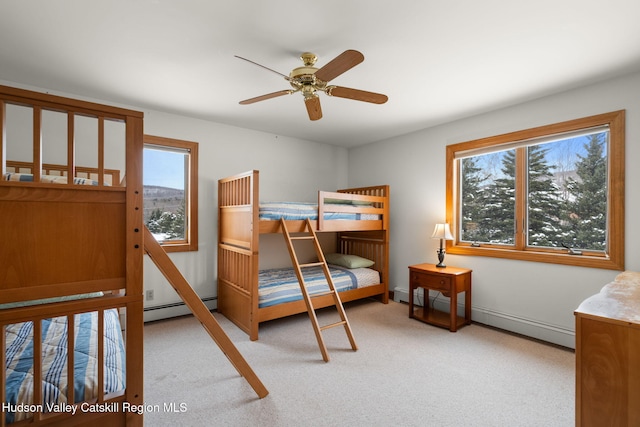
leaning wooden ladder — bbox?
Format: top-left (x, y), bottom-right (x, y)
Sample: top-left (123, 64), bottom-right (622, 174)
top-left (280, 218), bottom-right (358, 362)
top-left (143, 227), bottom-right (268, 398)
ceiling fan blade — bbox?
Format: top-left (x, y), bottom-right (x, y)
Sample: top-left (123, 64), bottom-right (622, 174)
top-left (327, 86), bottom-right (388, 104)
top-left (314, 50), bottom-right (364, 83)
top-left (305, 96), bottom-right (322, 121)
top-left (235, 55), bottom-right (290, 80)
top-left (239, 90), bottom-right (292, 105)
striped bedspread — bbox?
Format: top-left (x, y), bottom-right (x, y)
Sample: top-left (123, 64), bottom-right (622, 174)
top-left (259, 202), bottom-right (379, 221)
top-left (3, 172), bottom-right (100, 186)
top-left (4, 309), bottom-right (126, 423)
top-left (259, 265), bottom-right (380, 308)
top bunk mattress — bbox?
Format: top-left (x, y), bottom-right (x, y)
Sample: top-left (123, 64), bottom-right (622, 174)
top-left (4, 173), bottom-right (104, 186)
top-left (259, 201), bottom-right (380, 221)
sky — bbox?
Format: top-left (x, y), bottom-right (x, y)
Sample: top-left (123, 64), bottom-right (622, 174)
top-left (471, 132), bottom-right (606, 182)
top-left (143, 147), bottom-right (185, 190)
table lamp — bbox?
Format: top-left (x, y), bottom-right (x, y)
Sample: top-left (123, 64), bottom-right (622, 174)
top-left (432, 223), bottom-right (454, 268)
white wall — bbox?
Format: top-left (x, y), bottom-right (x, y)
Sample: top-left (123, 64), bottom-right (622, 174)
top-left (347, 71), bottom-right (640, 348)
top-left (141, 110), bottom-right (349, 321)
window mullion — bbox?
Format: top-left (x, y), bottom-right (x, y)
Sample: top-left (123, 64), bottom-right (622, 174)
top-left (515, 147), bottom-right (527, 249)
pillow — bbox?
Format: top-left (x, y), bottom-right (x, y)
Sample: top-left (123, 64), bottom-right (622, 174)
top-left (325, 253), bottom-right (375, 269)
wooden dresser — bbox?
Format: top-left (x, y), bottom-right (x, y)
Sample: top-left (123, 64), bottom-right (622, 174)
top-left (574, 271), bottom-right (640, 427)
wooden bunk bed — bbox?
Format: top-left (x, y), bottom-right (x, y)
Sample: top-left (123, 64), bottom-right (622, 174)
top-left (218, 170), bottom-right (390, 341)
top-left (0, 85), bottom-right (144, 426)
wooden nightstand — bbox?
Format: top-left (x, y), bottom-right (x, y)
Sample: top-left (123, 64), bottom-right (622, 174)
top-left (408, 263), bottom-right (472, 332)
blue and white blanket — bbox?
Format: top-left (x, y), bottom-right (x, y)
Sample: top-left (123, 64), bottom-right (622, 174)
top-left (259, 265), bottom-right (380, 308)
top-left (4, 309), bottom-right (126, 423)
top-left (259, 201), bottom-right (379, 221)
top-left (3, 172), bottom-right (101, 186)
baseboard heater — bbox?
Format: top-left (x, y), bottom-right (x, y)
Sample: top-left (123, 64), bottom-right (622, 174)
top-left (394, 287), bottom-right (575, 349)
top-left (144, 296), bottom-right (218, 322)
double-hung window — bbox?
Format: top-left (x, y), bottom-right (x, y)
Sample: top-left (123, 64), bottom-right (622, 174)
top-left (446, 111), bottom-right (625, 270)
top-left (143, 135), bottom-right (198, 252)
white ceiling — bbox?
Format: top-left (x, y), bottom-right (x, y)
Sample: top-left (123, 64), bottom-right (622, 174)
top-left (2, 1), bottom-right (640, 148)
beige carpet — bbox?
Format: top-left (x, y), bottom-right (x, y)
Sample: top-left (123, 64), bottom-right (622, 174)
top-left (143, 299), bottom-right (574, 426)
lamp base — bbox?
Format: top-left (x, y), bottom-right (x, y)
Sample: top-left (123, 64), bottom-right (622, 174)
top-left (436, 249), bottom-right (446, 268)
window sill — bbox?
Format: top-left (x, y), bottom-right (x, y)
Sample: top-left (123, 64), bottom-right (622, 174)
top-left (448, 245), bottom-right (623, 270)
top-left (158, 242), bottom-right (198, 253)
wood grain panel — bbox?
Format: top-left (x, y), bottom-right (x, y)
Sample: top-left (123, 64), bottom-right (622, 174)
top-left (575, 272), bottom-right (640, 427)
top-left (219, 206), bottom-right (254, 249)
top-left (0, 198), bottom-right (125, 293)
top-left (577, 317), bottom-right (628, 426)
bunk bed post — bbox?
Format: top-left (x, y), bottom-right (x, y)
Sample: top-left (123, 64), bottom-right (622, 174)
top-left (0, 324), bottom-right (5, 427)
top-left (249, 170), bottom-right (260, 340)
top-left (381, 185), bottom-right (390, 303)
top-left (0, 100), bottom-right (5, 175)
top-left (125, 113), bottom-right (145, 426)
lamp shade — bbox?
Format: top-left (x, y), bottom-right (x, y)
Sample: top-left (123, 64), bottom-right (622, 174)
top-left (431, 223), bottom-right (454, 240)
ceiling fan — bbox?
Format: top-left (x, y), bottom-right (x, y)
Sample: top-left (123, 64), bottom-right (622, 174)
top-left (235, 50), bottom-right (388, 121)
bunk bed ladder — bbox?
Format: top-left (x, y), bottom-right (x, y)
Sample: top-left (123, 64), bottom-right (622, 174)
top-left (280, 218), bottom-right (358, 362)
top-left (143, 227), bottom-right (269, 399)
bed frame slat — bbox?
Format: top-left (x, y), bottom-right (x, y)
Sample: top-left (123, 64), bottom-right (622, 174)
top-left (33, 320), bottom-right (42, 422)
top-left (66, 112), bottom-right (74, 184)
top-left (33, 106), bottom-right (42, 182)
top-left (98, 116), bottom-right (105, 186)
top-left (67, 314), bottom-right (76, 406)
top-left (97, 310), bottom-right (105, 402)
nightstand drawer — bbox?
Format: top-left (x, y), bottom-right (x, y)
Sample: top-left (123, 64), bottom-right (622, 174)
top-left (411, 272), bottom-right (451, 292)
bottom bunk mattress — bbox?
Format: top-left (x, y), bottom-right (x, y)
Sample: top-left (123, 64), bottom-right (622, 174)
top-left (258, 265), bottom-right (380, 308)
top-left (4, 309), bottom-right (126, 424)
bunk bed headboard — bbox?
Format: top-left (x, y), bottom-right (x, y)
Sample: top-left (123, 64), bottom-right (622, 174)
top-left (0, 84), bottom-right (144, 426)
top-left (0, 84), bottom-right (143, 304)
top-left (337, 185), bottom-right (390, 288)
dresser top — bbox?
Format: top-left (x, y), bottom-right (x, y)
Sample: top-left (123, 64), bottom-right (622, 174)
top-left (575, 271), bottom-right (640, 324)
